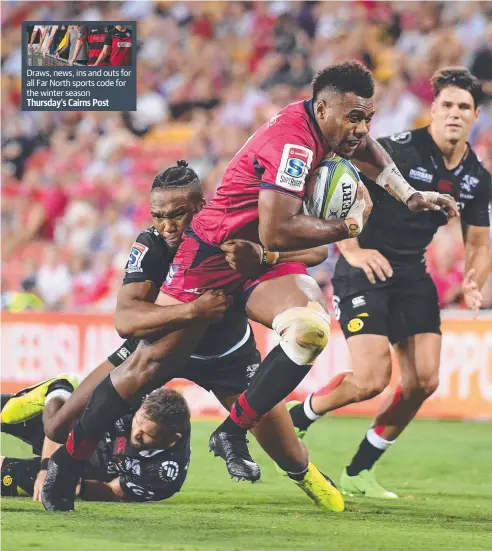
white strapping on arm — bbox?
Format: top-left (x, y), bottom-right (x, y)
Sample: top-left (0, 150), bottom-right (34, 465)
top-left (375, 162), bottom-right (417, 204)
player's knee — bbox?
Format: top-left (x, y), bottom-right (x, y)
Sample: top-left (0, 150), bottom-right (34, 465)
top-left (355, 370), bottom-right (391, 401)
top-left (272, 304), bottom-right (331, 366)
top-left (406, 371), bottom-right (439, 399)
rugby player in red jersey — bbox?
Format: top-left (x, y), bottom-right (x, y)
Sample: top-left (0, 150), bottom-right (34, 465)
top-left (42, 60), bottom-right (458, 512)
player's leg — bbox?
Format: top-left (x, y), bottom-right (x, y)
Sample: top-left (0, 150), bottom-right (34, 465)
top-left (290, 335), bottom-right (392, 432)
top-left (342, 276), bottom-right (441, 498)
top-left (288, 287), bottom-right (392, 433)
top-left (43, 359), bottom-right (117, 443)
top-left (42, 291), bottom-right (211, 512)
top-left (1, 456), bottom-right (41, 497)
top-left (210, 272), bottom-right (332, 481)
top-left (216, 393), bottom-right (344, 512)
top-left (371, 333), bottom-right (441, 442)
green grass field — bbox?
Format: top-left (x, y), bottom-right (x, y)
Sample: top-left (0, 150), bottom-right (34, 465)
top-left (2, 417), bottom-right (491, 551)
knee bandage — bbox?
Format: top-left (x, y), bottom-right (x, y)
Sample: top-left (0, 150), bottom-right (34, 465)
top-left (272, 302), bottom-right (331, 366)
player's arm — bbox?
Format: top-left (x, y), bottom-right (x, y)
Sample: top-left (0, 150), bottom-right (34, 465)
top-left (353, 135), bottom-right (459, 217)
top-left (69, 26), bottom-right (86, 64)
top-left (259, 189), bottom-right (368, 250)
top-left (463, 225), bottom-right (491, 290)
top-left (32, 437), bottom-right (62, 502)
top-left (221, 239), bottom-right (328, 278)
top-left (78, 477), bottom-right (130, 502)
top-left (94, 44), bottom-right (110, 66)
top-left (114, 235), bottom-right (229, 339)
top-left (43, 26), bottom-right (58, 56)
top-left (257, 139), bottom-right (374, 250)
top-left (115, 281), bottom-right (195, 339)
top-left (460, 175), bottom-right (492, 312)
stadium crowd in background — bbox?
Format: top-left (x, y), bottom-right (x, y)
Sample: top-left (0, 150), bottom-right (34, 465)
top-left (2, 0), bottom-right (492, 312)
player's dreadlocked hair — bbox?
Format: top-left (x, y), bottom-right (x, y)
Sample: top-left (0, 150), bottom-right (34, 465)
top-left (142, 388), bottom-right (191, 436)
top-left (431, 67), bottom-right (483, 109)
top-left (151, 160), bottom-right (202, 195)
top-left (312, 60), bottom-right (375, 100)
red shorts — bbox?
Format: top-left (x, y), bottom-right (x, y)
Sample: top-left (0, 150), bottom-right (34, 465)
top-left (161, 229), bottom-right (308, 306)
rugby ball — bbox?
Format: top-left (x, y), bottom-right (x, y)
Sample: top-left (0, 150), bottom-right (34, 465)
top-left (303, 154), bottom-right (359, 220)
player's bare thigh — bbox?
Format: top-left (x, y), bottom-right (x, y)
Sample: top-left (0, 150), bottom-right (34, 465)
top-left (43, 359), bottom-right (115, 443)
top-left (346, 334), bottom-right (392, 396)
top-left (245, 274), bottom-right (327, 328)
top-left (110, 291), bottom-right (210, 393)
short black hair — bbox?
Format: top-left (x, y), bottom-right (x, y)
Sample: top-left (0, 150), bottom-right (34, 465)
top-left (141, 388), bottom-right (190, 436)
top-left (431, 67), bottom-right (483, 109)
top-left (151, 160), bottom-right (202, 194)
top-left (312, 60), bottom-right (375, 101)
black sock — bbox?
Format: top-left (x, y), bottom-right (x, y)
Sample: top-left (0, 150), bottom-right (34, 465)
top-left (47, 378), bottom-right (76, 395)
top-left (244, 345), bottom-right (311, 415)
top-left (289, 401), bottom-right (315, 431)
top-left (287, 464), bottom-right (309, 481)
top-left (66, 375), bottom-right (129, 461)
top-left (346, 436), bottom-right (386, 476)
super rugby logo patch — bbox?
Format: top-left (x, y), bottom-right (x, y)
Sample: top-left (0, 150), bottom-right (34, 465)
top-left (276, 144), bottom-right (313, 192)
top-left (126, 242), bottom-right (148, 274)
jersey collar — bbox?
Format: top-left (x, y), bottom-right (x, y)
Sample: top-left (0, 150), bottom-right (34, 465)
top-left (422, 125), bottom-right (471, 175)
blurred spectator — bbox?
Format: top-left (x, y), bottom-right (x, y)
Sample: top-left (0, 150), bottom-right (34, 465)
top-left (471, 21), bottom-right (492, 103)
top-left (36, 245), bottom-right (72, 310)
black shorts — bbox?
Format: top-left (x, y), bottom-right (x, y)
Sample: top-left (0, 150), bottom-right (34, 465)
top-left (108, 328), bottom-right (260, 397)
top-left (1, 457), bottom-right (40, 497)
top-left (332, 258), bottom-right (441, 345)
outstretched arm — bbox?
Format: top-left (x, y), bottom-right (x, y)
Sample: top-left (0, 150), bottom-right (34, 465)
top-left (354, 135), bottom-right (459, 217)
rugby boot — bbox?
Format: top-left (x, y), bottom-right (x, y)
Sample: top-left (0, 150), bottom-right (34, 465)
top-left (1, 374), bottom-right (79, 424)
top-left (209, 428), bottom-right (261, 482)
top-left (340, 466), bottom-right (398, 499)
top-left (294, 462), bottom-right (345, 512)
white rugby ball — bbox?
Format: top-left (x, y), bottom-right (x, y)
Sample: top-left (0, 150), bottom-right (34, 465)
top-left (303, 154), bottom-right (359, 220)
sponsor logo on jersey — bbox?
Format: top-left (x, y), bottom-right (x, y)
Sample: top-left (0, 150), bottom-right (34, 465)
top-left (183, 288), bottom-right (205, 295)
top-left (139, 449), bottom-right (166, 458)
top-left (276, 144), bottom-right (313, 192)
top-left (165, 264), bottom-right (178, 286)
top-left (352, 296), bottom-right (366, 308)
top-left (461, 175), bottom-right (479, 193)
top-left (347, 318), bottom-right (364, 333)
top-left (159, 460), bottom-right (180, 481)
top-left (117, 42), bottom-right (132, 47)
top-left (390, 131), bottom-right (412, 144)
top-left (126, 242), bottom-right (149, 273)
top-left (409, 167), bottom-right (433, 183)
top-left (437, 179), bottom-right (453, 193)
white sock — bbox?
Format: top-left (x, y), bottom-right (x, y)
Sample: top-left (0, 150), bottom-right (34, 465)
top-left (45, 389), bottom-right (72, 406)
top-left (366, 427), bottom-right (394, 450)
top-left (303, 393), bottom-right (323, 421)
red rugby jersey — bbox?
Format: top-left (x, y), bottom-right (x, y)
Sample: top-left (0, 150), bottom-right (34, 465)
top-left (192, 100), bottom-right (327, 245)
top-left (104, 26), bottom-right (132, 66)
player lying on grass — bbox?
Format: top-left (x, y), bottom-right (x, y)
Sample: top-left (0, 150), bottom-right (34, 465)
top-left (1, 388), bottom-right (191, 503)
top-left (42, 60), bottom-right (459, 512)
top-left (287, 67), bottom-right (491, 498)
top-left (3, 161), bottom-right (342, 512)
